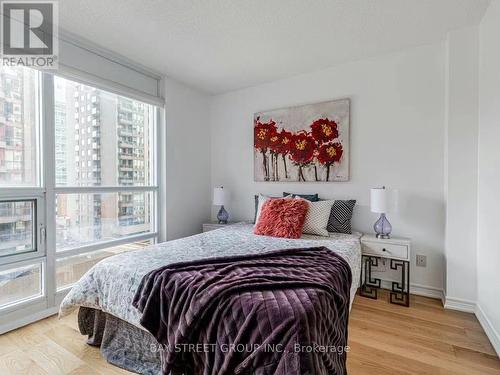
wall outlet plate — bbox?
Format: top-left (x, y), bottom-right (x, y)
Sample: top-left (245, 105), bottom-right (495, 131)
top-left (416, 254), bottom-right (427, 267)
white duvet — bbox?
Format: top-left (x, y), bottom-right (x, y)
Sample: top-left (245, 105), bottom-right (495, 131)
top-left (59, 223), bottom-right (361, 329)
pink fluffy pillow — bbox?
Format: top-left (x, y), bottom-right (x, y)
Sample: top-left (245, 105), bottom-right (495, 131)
top-left (254, 198), bottom-right (309, 239)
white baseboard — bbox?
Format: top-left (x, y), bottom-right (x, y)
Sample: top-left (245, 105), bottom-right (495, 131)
top-left (377, 279), bottom-right (444, 302)
top-left (475, 304), bottom-right (500, 358)
top-left (410, 283), bottom-right (445, 302)
top-left (444, 296), bottom-right (476, 313)
top-left (0, 306), bottom-right (59, 335)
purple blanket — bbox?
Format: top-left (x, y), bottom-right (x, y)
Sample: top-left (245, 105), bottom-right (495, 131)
top-left (132, 247), bottom-right (352, 375)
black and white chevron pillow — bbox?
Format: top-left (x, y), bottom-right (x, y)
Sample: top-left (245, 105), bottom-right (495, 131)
top-left (327, 200), bottom-right (356, 234)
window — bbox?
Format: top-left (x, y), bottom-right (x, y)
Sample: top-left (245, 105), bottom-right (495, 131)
top-left (0, 262), bottom-right (42, 308)
top-left (0, 66), bottom-right (44, 313)
top-left (0, 200), bottom-right (35, 257)
top-left (52, 76), bottom-right (158, 286)
top-left (54, 77), bottom-right (155, 188)
top-left (0, 66), bottom-right (160, 320)
top-left (0, 67), bottom-right (39, 187)
top-left (55, 240), bottom-right (151, 290)
top-left (55, 192), bottom-right (154, 251)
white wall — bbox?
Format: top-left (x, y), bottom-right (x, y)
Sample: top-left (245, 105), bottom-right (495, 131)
top-left (165, 78), bottom-right (211, 240)
top-left (210, 43), bottom-right (446, 292)
top-left (477, 0), bottom-right (500, 355)
top-left (444, 26), bottom-right (479, 305)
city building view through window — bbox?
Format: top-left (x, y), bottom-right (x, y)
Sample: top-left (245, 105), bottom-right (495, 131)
top-left (0, 66), bottom-right (158, 308)
top-left (54, 76), bottom-right (155, 252)
top-left (0, 67), bottom-right (39, 257)
top-left (0, 200), bottom-right (34, 257)
top-left (0, 67), bottom-right (38, 187)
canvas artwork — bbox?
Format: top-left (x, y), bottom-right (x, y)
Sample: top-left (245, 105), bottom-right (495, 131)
top-left (254, 99), bottom-right (350, 182)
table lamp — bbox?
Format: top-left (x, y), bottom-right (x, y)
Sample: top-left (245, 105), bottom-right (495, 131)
top-left (213, 187), bottom-right (229, 224)
top-left (370, 186), bottom-right (398, 239)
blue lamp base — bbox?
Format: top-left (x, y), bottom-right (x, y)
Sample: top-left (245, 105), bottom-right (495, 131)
top-left (374, 213), bottom-right (392, 239)
top-left (217, 205), bottom-right (229, 224)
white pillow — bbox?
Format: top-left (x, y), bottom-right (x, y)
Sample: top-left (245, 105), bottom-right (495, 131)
top-left (255, 194), bottom-right (270, 223)
top-left (255, 194), bottom-right (292, 223)
top-left (302, 200), bottom-right (335, 237)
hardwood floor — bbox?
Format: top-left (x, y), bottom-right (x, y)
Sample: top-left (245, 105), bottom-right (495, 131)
top-left (348, 290), bottom-right (499, 374)
top-left (0, 290), bottom-right (498, 374)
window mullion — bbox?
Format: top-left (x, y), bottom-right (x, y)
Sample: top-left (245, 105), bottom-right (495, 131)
top-left (0, 188), bottom-right (45, 199)
top-left (55, 232), bottom-right (158, 259)
top-left (157, 107), bottom-right (166, 242)
top-left (42, 72), bottom-right (56, 308)
top-left (53, 185), bottom-right (158, 194)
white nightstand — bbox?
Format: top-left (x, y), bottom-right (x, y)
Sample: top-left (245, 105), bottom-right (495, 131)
top-left (202, 222), bottom-right (234, 233)
top-left (359, 234), bottom-right (411, 307)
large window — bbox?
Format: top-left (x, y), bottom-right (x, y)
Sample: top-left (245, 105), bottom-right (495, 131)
top-left (55, 240), bottom-right (151, 290)
top-left (0, 67), bottom-right (159, 315)
top-left (55, 192), bottom-right (154, 251)
top-left (0, 67), bottom-right (39, 187)
top-left (0, 66), bottom-right (44, 311)
top-left (53, 77), bottom-right (155, 188)
top-left (51, 77), bottom-right (158, 292)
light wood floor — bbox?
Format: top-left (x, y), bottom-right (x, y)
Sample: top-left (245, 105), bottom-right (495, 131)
top-left (0, 290), bottom-right (499, 375)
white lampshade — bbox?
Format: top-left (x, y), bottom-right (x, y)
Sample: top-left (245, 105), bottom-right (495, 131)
top-left (213, 187), bottom-right (228, 206)
top-left (370, 187), bottom-right (398, 213)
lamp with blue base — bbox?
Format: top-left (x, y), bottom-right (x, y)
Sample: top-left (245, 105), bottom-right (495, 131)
top-left (370, 186), bottom-right (398, 239)
top-left (213, 186), bottom-right (229, 224)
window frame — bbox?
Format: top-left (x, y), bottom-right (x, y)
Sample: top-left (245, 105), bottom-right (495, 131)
top-left (0, 68), bottom-right (46, 313)
top-left (0, 68), bottom-right (162, 317)
top-left (0, 67), bottom-right (43, 189)
top-left (0, 66), bottom-right (45, 268)
top-left (47, 74), bottom-right (160, 292)
top-left (0, 258), bottom-right (45, 313)
top-left (0, 196), bottom-right (45, 266)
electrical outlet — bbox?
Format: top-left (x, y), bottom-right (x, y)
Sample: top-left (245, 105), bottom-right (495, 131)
top-left (416, 255), bottom-right (427, 267)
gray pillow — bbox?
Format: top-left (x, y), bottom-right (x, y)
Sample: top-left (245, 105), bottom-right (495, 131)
top-left (327, 200), bottom-right (356, 234)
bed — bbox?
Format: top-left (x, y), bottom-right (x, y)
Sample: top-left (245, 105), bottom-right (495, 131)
top-left (59, 223), bottom-right (361, 374)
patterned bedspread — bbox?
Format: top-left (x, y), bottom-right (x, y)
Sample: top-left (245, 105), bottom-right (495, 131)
top-left (59, 223), bottom-right (361, 329)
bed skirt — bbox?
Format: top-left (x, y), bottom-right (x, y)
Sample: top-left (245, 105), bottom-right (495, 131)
top-left (78, 307), bottom-right (162, 375)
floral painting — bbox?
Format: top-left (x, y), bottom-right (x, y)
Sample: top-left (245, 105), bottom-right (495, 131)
top-left (254, 99), bottom-right (349, 182)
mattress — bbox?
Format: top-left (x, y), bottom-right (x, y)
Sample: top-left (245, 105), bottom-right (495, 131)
top-left (59, 223), bottom-right (361, 329)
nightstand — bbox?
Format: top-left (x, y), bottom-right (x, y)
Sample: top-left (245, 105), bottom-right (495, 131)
top-left (359, 234), bottom-right (411, 307)
top-left (202, 222), bottom-right (234, 233)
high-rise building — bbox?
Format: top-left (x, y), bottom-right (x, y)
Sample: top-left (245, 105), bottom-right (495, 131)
top-left (0, 68), bottom-right (152, 254)
top-left (0, 67), bottom-right (36, 185)
top-left (115, 97), bottom-right (151, 234)
top-left (0, 67), bottom-right (37, 255)
top-left (55, 102), bottom-right (67, 186)
top-left (54, 79), bottom-right (152, 249)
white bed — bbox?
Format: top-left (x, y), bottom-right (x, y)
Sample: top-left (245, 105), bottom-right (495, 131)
top-left (59, 223), bottom-right (361, 328)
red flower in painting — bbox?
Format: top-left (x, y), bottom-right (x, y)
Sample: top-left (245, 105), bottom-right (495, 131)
top-left (271, 129), bottom-right (293, 180)
top-left (268, 129), bottom-right (281, 154)
top-left (289, 131), bottom-right (315, 165)
top-left (317, 142), bottom-right (343, 165)
top-left (254, 117), bottom-right (278, 181)
top-left (254, 117), bottom-right (277, 151)
top-left (317, 141), bottom-right (343, 181)
top-left (271, 129), bottom-right (292, 154)
top-left (310, 118), bottom-right (339, 144)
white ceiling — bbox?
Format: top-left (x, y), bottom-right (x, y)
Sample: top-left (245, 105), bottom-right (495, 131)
top-left (59, 0), bottom-right (490, 94)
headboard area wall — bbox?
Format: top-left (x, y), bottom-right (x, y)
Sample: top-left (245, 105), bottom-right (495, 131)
top-left (209, 42), bottom-right (446, 294)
